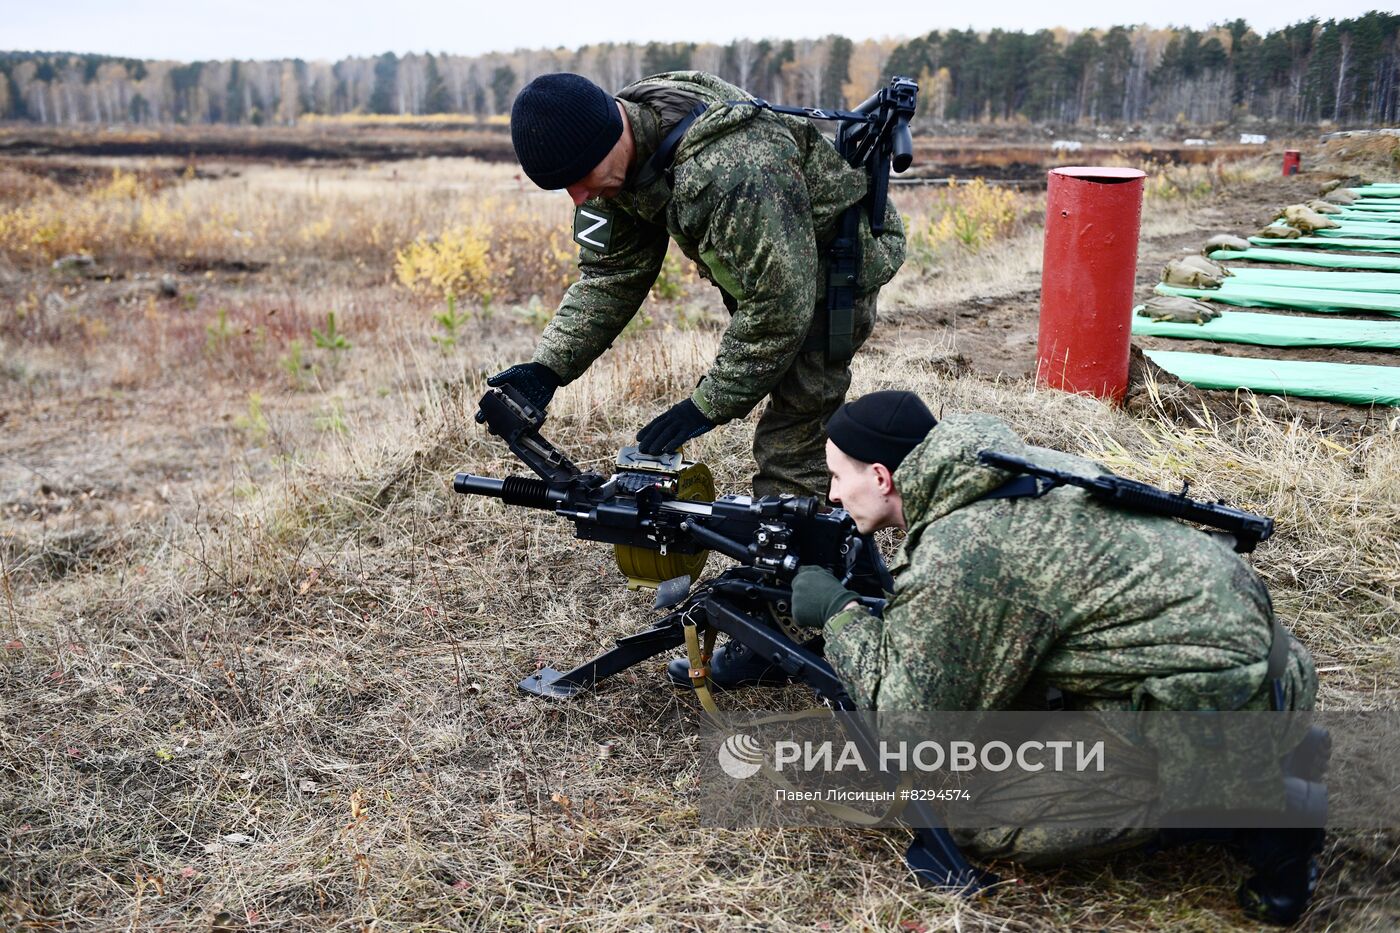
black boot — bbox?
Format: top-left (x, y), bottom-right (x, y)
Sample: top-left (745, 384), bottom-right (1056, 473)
top-left (1237, 825), bottom-right (1325, 926)
top-left (666, 639), bottom-right (792, 690)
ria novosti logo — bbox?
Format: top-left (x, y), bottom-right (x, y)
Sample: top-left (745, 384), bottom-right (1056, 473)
top-left (717, 733), bottom-right (764, 779)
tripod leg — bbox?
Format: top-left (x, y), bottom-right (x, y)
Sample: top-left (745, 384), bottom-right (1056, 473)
top-left (519, 619), bottom-right (685, 699)
top-left (905, 823), bottom-right (995, 893)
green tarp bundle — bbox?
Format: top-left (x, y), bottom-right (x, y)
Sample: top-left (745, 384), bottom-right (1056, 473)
top-left (1132, 309), bottom-right (1400, 348)
top-left (1337, 211), bottom-right (1400, 222)
top-left (1144, 350), bottom-right (1400, 406)
top-left (1209, 248), bottom-right (1400, 270)
top-left (1156, 281), bottom-right (1400, 315)
top-left (1344, 202), bottom-right (1400, 212)
top-left (1316, 223), bottom-right (1400, 239)
top-left (1248, 236), bottom-right (1400, 252)
top-left (1225, 268), bottom-right (1400, 293)
top-left (1350, 186), bottom-right (1400, 198)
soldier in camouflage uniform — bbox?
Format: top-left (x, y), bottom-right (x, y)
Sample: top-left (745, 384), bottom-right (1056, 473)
top-left (790, 391), bottom-right (1319, 881)
top-left (491, 71), bottom-right (905, 499)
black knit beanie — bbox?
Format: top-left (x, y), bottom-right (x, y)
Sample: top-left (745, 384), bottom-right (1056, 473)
top-left (510, 73), bottom-right (623, 190)
top-left (826, 391), bottom-right (937, 471)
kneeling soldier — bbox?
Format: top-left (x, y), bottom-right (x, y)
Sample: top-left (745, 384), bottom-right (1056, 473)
top-left (787, 390), bottom-right (1322, 925)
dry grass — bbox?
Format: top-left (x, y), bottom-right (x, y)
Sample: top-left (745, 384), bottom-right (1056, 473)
top-left (0, 161), bottom-right (575, 308)
top-left (1316, 134), bottom-right (1400, 177)
top-left (2, 143), bottom-right (1398, 930)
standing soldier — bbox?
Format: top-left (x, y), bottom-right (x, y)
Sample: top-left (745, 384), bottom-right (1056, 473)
top-left (489, 70), bottom-right (906, 501)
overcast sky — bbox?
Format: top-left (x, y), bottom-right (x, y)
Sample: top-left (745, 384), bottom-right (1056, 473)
top-left (5, 0), bottom-right (1387, 61)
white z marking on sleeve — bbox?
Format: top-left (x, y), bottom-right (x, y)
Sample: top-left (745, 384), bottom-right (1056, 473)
top-left (576, 209), bottom-right (609, 248)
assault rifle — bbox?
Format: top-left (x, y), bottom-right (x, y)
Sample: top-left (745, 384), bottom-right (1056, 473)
top-left (977, 450), bottom-right (1275, 553)
top-left (742, 74), bottom-right (916, 236)
top-left (455, 384), bottom-right (991, 893)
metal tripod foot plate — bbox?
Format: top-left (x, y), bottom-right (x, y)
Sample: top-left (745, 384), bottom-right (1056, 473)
top-left (519, 668), bottom-right (591, 699)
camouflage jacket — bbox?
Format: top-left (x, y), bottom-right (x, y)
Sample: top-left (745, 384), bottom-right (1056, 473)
top-left (530, 71), bottom-right (905, 423)
top-left (825, 413), bottom-right (1317, 713)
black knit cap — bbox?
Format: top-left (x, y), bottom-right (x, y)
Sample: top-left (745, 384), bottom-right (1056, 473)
top-left (510, 73), bottom-right (623, 190)
top-left (826, 390), bottom-right (937, 471)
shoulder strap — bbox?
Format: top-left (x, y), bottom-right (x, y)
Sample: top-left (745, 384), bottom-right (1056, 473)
top-left (979, 474), bottom-right (1052, 501)
top-left (635, 102), bottom-right (708, 189)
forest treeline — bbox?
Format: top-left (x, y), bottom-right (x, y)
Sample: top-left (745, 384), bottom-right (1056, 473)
top-left (2, 13), bottom-right (1398, 128)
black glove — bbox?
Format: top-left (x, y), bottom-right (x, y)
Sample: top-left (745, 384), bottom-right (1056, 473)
top-left (482, 362), bottom-right (560, 414)
top-left (636, 398), bottom-right (716, 454)
top-left (791, 565), bottom-right (861, 629)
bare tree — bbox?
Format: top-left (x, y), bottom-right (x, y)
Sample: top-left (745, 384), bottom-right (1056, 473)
top-left (692, 43), bottom-right (724, 78)
top-left (1335, 30), bottom-right (1352, 119)
top-left (793, 38), bottom-right (828, 105)
top-left (737, 38), bottom-right (774, 93)
top-left (398, 54), bottom-right (425, 114)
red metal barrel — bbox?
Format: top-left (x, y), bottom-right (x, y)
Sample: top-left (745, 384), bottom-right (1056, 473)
top-left (1282, 150), bottom-right (1301, 175)
top-left (1036, 166), bottom-right (1146, 404)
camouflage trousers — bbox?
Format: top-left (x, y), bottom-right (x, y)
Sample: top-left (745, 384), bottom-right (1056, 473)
top-left (953, 642), bottom-right (1317, 867)
top-left (751, 290), bottom-right (879, 499)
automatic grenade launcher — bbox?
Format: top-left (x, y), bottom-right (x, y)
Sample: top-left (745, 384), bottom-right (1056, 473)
top-left (452, 383), bottom-right (990, 894)
top-left (455, 384), bottom-right (874, 603)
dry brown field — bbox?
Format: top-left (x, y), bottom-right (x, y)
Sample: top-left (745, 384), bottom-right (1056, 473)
top-left (1, 127), bottom-right (1398, 930)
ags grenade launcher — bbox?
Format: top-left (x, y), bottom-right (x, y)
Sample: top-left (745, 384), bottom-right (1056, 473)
top-left (453, 384), bottom-right (989, 892)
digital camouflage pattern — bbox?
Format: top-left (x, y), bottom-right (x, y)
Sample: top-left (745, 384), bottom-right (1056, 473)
top-left (529, 71), bottom-right (905, 497)
top-left (824, 411), bottom-right (1316, 714)
top-left (823, 412), bottom-right (1318, 863)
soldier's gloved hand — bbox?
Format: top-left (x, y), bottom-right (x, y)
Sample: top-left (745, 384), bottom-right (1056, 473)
top-left (480, 363), bottom-right (561, 421)
top-left (791, 565), bottom-right (861, 630)
top-left (636, 399), bottom-right (715, 454)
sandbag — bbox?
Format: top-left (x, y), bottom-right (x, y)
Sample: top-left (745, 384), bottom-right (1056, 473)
top-left (1323, 188), bottom-right (1357, 205)
top-left (1317, 179), bottom-right (1368, 198)
top-left (1162, 257), bottom-right (1227, 289)
top-left (1137, 295), bottom-right (1222, 324)
top-left (1182, 254), bottom-right (1231, 277)
top-left (1282, 204), bottom-right (1342, 232)
top-left (1256, 224), bottom-right (1303, 239)
top-left (1202, 233), bottom-right (1250, 254)
top-left (1307, 199), bottom-right (1344, 215)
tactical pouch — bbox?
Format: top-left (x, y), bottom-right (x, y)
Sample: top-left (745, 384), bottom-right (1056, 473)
top-left (802, 203), bottom-right (862, 361)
